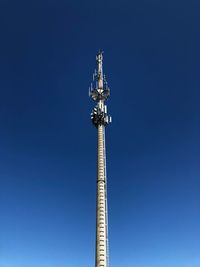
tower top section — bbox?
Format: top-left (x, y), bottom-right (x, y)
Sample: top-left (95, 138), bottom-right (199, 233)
top-left (89, 51), bottom-right (110, 102)
top-left (89, 51), bottom-right (112, 127)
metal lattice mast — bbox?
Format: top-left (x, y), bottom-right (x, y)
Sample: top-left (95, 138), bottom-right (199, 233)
top-left (89, 51), bottom-right (112, 267)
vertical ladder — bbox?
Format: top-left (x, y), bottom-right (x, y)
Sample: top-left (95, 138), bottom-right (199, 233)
top-left (103, 127), bottom-right (110, 267)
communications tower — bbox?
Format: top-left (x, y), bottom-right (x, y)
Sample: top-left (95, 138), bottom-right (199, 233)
top-left (89, 51), bottom-right (112, 267)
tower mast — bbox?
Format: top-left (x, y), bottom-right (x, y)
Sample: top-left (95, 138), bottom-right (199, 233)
top-left (89, 51), bottom-right (111, 267)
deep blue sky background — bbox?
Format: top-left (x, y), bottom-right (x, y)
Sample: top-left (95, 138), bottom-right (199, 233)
top-left (0, 0), bottom-right (200, 266)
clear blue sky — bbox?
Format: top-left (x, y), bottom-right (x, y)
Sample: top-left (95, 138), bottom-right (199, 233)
top-left (0, 0), bottom-right (199, 267)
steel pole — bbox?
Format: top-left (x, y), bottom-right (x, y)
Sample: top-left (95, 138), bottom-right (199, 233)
top-left (96, 124), bottom-right (107, 267)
